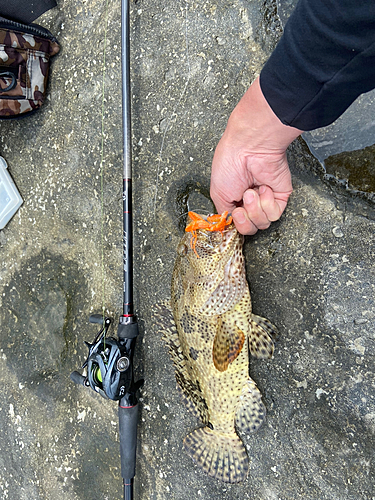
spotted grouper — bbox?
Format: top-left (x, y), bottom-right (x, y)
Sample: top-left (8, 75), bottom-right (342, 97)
top-left (159, 211), bottom-right (277, 483)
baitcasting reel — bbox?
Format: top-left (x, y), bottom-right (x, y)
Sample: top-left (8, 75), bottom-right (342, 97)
top-left (71, 314), bottom-right (140, 402)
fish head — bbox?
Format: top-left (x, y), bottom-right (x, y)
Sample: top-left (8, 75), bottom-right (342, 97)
top-left (173, 213), bottom-right (247, 316)
top-left (172, 212), bottom-right (248, 316)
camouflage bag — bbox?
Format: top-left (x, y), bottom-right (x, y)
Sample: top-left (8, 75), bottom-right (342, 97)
top-left (0, 16), bottom-right (59, 118)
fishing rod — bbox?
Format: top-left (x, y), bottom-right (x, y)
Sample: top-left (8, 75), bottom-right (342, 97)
top-left (70, 0), bottom-right (142, 498)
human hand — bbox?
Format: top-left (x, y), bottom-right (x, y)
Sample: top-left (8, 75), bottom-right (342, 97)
top-left (210, 77), bottom-right (303, 235)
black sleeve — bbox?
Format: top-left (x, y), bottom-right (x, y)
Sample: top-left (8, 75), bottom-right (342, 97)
top-left (259, 0), bottom-right (375, 131)
top-left (0, 0), bottom-right (57, 24)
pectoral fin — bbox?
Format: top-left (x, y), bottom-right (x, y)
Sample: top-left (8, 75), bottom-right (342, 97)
top-left (213, 317), bottom-right (245, 372)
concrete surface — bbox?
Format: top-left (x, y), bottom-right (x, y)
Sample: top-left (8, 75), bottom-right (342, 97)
top-left (0, 0), bottom-right (374, 499)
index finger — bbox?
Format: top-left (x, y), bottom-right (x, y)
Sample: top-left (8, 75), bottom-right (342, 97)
top-left (231, 207), bottom-right (259, 235)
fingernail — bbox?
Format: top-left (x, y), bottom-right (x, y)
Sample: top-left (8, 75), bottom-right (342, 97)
top-left (244, 191), bottom-right (254, 204)
top-left (259, 185), bottom-right (266, 195)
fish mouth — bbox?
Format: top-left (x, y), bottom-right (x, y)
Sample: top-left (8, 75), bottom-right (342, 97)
top-left (193, 212), bottom-right (231, 220)
top-left (186, 223), bottom-right (239, 258)
top-left (187, 212), bottom-right (232, 222)
top-left (183, 211), bottom-right (236, 257)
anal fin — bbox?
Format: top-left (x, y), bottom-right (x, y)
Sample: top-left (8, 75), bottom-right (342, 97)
top-left (213, 317), bottom-right (245, 372)
top-left (235, 379), bottom-right (266, 434)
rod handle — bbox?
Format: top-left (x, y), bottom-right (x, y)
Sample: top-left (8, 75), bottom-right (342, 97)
top-left (118, 320), bottom-right (139, 339)
top-left (118, 402), bottom-right (138, 480)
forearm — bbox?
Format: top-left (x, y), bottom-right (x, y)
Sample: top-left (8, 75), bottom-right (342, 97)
top-left (260, 0), bottom-right (375, 130)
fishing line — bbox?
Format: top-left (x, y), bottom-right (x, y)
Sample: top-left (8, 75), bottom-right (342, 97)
top-left (100, 0), bottom-right (110, 326)
top-left (153, 0), bottom-right (191, 217)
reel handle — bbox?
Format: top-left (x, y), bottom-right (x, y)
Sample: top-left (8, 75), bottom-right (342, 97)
top-left (70, 371), bottom-right (87, 386)
top-left (89, 314), bottom-right (105, 325)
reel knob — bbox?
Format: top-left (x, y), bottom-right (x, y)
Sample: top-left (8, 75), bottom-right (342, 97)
top-left (117, 356), bottom-right (130, 372)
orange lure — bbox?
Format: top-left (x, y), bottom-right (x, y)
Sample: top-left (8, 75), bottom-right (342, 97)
top-left (185, 211), bottom-right (233, 257)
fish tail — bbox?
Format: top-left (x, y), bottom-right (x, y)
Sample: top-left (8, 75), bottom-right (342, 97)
top-left (183, 426), bottom-right (248, 483)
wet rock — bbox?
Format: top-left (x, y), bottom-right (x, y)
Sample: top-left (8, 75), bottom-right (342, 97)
top-left (325, 143), bottom-right (375, 199)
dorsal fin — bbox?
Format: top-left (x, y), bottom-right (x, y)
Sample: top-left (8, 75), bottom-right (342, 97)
top-left (154, 302), bottom-right (209, 424)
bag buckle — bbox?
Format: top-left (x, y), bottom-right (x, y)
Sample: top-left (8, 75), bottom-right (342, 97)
top-left (0, 69), bottom-right (17, 92)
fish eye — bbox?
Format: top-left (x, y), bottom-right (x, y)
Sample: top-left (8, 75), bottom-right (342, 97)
top-left (177, 242), bottom-right (188, 256)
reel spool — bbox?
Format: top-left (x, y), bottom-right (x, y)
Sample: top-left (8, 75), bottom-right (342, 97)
top-left (71, 314), bottom-right (136, 402)
top-left (87, 336), bottom-right (131, 400)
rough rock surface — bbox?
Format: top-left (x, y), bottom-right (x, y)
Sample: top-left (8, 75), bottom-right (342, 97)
top-left (0, 0), bottom-right (374, 499)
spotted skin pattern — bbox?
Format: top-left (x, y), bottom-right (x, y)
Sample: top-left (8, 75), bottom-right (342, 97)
top-left (160, 214), bottom-right (277, 483)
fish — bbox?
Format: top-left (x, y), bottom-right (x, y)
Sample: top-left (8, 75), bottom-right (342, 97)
top-left (158, 211), bottom-right (277, 483)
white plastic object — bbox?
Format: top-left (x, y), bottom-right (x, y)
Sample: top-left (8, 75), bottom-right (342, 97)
top-left (0, 156), bottom-right (23, 229)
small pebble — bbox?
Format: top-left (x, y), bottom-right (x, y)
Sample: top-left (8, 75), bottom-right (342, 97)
top-left (354, 318), bottom-right (368, 325)
top-left (332, 226), bottom-right (344, 237)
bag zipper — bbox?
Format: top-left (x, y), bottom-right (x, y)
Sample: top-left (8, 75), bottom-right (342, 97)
top-left (0, 16), bottom-right (58, 43)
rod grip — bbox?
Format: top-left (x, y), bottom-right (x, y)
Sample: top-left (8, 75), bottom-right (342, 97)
top-left (118, 403), bottom-right (139, 480)
top-left (118, 321), bottom-right (139, 339)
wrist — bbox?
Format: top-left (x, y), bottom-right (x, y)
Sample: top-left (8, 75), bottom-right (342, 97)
top-left (226, 76), bottom-right (303, 154)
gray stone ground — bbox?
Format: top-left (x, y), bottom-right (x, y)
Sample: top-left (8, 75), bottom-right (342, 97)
top-left (0, 0), bottom-right (374, 499)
